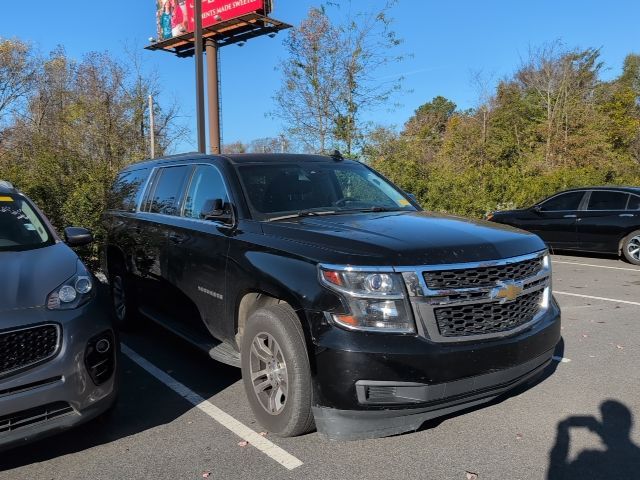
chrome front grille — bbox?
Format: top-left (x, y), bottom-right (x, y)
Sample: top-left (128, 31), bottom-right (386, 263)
top-left (0, 324), bottom-right (61, 377)
top-left (399, 251), bottom-right (551, 342)
top-left (434, 289), bottom-right (544, 337)
top-left (423, 257), bottom-right (543, 290)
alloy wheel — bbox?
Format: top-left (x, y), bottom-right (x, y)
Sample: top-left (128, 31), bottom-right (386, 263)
top-left (249, 332), bottom-right (289, 415)
top-left (628, 235), bottom-right (640, 262)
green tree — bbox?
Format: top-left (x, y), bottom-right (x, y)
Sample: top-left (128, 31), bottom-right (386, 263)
top-left (0, 44), bottom-right (186, 266)
top-left (272, 2), bottom-right (404, 155)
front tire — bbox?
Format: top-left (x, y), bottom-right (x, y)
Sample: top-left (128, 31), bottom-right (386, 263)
top-left (108, 262), bottom-right (139, 330)
top-left (622, 230), bottom-right (640, 266)
top-left (241, 304), bottom-right (315, 437)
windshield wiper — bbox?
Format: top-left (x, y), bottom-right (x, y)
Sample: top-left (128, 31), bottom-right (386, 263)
top-left (340, 206), bottom-right (407, 213)
top-left (268, 210), bottom-right (338, 222)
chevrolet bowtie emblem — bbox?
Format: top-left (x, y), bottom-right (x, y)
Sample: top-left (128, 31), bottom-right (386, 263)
top-left (493, 283), bottom-right (523, 302)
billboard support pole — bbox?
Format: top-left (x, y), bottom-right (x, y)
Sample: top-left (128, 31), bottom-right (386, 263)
top-left (194, 0), bottom-right (206, 154)
top-left (206, 39), bottom-right (221, 155)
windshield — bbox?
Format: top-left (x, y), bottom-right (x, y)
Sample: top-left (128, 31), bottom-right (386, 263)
top-left (237, 161), bottom-right (417, 220)
top-left (0, 194), bottom-right (53, 251)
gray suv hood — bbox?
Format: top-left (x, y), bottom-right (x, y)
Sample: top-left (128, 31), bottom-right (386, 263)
top-left (0, 243), bottom-right (78, 313)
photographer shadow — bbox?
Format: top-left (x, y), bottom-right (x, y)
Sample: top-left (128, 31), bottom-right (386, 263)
top-left (547, 400), bottom-right (640, 479)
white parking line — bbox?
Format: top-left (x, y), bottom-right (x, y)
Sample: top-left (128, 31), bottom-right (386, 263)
top-left (555, 291), bottom-right (640, 307)
top-left (552, 260), bottom-right (640, 273)
top-left (121, 344), bottom-right (304, 471)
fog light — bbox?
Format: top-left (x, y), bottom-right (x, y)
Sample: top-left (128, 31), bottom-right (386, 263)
top-left (96, 339), bottom-right (111, 354)
top-left (85, 331), bottom-right (116, 386)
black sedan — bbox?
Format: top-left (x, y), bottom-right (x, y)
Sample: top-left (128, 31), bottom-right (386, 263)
top-left (0, 180), bottom-right (117, 451)
top-left (488, 187), bottom-right (640, 265)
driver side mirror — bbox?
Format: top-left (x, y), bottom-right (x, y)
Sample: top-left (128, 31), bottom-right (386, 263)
top-left (200, 199), bottom-right (233, 224)
top-left (532, 205), bottom-right (543, 214)
top-left (64, 227), bottom-right (94, 247)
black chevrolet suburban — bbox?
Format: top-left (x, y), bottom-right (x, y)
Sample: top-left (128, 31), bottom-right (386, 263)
top-left (102, 153), bottom-right (561, 440)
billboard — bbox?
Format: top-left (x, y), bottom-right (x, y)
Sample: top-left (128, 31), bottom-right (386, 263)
top-left (156, 0), bottom-right (270, 41)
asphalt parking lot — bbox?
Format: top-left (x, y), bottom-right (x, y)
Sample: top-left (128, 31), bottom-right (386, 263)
top-left (1, 253), bottom-right (639, 480)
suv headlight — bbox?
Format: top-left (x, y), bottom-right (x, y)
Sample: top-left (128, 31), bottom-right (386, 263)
top-left (319, 267), bottom-right (415, 333)
top-left (47, 260), bottom-right (94, 310)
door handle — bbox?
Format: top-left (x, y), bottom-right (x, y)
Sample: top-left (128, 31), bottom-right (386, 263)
top-left (619, 214), bottom-right (634, 217)
top-left (563, 214), bottom-right (577, 218)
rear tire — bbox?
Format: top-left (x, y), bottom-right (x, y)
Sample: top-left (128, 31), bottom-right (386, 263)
top-left (240, 304), bottom-right (315, 437)
top-left (621, 230), bottom-right (640, 266)
top-left (108, 261), bottom-right (139, 330)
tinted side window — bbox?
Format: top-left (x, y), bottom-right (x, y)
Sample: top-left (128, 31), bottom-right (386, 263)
top-left (540, 192), bottom-right (584, 211)
top-left (587, 191), bottom-right (629, 210)
top-left (628, 195), bottom-right (640, 211)
top-left (109, 168), bottom-right (149, 211)
top-left (148, 166), bottom-right (191, 216)
top-left (183, 165), bottom-right (229, 219)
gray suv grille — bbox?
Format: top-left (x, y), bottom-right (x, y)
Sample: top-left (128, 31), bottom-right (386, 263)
top-left (423, 257), bottom-right (543, 290)
top-left (434, 290), bottom-right (543, 337)
top-left (0, 324), bottom-right (60, 377)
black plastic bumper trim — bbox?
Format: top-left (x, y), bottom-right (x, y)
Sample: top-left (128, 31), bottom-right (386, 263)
top-left (314, 349), bottom-right (553, 440)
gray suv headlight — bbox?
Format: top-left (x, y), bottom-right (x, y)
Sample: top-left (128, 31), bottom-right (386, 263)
top-left (46, 260), bottom-right (94, 310)
top-left (319, 266), bottom-right (415, 333)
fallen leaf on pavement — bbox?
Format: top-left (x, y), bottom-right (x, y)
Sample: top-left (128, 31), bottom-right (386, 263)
top-left (259, 432), bottom-right (268, 437)
top-left (202, 472), bottom-right (212, 478)
top-left (466, 471), bottom-right (478, 480)
top-left (616, 345), bottom-right (624, 349)
top-left (516, 433), bottom-right (523, 440)
top-left (238, 441), bottom-right (249, 447)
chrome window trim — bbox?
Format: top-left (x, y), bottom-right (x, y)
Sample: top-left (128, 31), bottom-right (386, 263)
top-left (0, 323), bottom-right (62, 378)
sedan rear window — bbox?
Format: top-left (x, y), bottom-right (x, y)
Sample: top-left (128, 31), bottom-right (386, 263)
top-left (0, 195), bottom-right (53, 251)
top-left (587, 191), bottom-right (629, 211)
top-left (627, 195), bottom-right (640, 211)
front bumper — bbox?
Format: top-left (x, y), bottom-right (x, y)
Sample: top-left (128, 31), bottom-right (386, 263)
top-left (0, 287), bottom-right (117, 451)
top-left (308, 296), bottom-right (561, 440)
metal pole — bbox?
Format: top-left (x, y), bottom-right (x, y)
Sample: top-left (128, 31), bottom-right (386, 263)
top-left (206, 38), bottom-right (221, 154)
top-left (148, 95), bottom-right (156, 158)
top-left (194, 0), bottom-right (206, 153)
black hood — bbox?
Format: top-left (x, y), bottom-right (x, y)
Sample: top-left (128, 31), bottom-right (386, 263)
top-left (0, 242), bottom-right (78, 313)
top-left (261, 211), bottom-right (545, 265)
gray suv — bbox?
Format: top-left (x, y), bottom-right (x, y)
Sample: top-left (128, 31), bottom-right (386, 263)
top-left (0, 181), bottom-right (117, 451)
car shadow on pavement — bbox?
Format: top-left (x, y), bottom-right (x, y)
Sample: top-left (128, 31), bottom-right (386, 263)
top-left (0, 323), bottom-right (242, 472)
top-left (416, 337), bottom-right (566, 433)
top-left (546, 400), bottom-right (640, 479)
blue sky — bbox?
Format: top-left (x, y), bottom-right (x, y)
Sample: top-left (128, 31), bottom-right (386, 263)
top-left (3, 1), bottom-right (639, 153)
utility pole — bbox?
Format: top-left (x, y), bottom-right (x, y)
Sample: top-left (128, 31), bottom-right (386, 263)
top-left (194, 0), bottom-right (206, 153)
top-left (148, 95), bottom-right (156, 158)
top-left (206, 38), bottom-right (221, 154)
